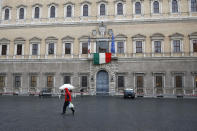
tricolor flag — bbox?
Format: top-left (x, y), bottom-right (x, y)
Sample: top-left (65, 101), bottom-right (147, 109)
top-left (88, 37), bottom-right (90, 54)
top-left (93, 53), bottom-right (111, 64)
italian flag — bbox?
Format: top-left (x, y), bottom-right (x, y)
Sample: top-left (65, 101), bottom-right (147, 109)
top-left (93, 53), bottom-right (112, 64)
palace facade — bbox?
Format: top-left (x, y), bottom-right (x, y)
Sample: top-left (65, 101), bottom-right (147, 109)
top-left (0, 0), bottom-right (197, 96)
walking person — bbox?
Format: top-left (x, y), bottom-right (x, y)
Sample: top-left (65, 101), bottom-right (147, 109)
top-left (62, 88), bottom-right (75, 115)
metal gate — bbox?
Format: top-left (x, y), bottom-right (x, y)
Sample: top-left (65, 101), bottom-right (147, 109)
top-left (96, 70), bottom-right (109, 95)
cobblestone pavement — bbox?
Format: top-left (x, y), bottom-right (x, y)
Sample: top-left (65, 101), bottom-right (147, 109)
top-left (0, 96), bottom-right (197, 131)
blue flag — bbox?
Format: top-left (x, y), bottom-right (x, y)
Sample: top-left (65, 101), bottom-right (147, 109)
top-left (111, 33), bottom-right (115, 54)
top-left (88, 36), bottom-right (90, 54)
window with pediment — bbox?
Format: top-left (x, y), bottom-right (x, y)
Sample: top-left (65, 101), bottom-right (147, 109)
top-left (2, 6), bottom-right (12, 20)
top-left (62, 36), bottom-right (74, 56)
top-left (0, 38), bottom-right (10, 56)
top-left (132, 34), bottom-right (146, 54)
top-left (189, 32), bottom-right (197, 54)
top-left (151, 33), bottom-right (164, 54)
top-left (64, 3), bottom-right (74, 18)
top-left (45, 37), bottom-right (57, 56)
top-left (14, 38), bottom-right (25, 56)
top-left (169, 33), bottom-right (184, 54)
top-left (17, 5), bottom-right (26, 20)
top-left (29, 37), bottom-right (41, 56)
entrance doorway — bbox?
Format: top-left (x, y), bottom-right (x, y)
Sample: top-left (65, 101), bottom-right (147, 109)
top-left (96, 70), bottom-right (109, 95)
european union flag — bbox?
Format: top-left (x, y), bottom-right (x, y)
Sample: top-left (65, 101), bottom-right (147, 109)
top-left (111, 33), bottom-right (115, 54)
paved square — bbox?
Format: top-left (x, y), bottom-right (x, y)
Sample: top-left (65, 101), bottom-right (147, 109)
top-left (0, 96), bottom-right (197, 131)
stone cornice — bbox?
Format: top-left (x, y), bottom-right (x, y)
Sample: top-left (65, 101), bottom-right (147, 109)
top-left (0, 57), bottom-right (197, 63)
top-left (1, 17), bottom-right (196, 30)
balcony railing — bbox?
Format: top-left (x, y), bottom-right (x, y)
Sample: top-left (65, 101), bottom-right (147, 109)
top-left (0, 11), bottom-right (196, 25)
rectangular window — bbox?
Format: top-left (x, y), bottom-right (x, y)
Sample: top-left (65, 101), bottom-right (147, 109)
top-left (195, 76), bottom-right (197, 88)
top-left (17, 44), bottom-right (22, 55)
top-left (47, 76), bottom-right (53, 87)
top-left (175, 75), bottom-right (183, 88)
top-left (64, 76), bottom-right (70, 84)
top-left (155, 76), bottom-right (162, 88)
top-left (81, 76), bottom-right (87, 87)
top-left (1, 45), bottom-right (7, 55)
top-left (173, 40), bottom-right (181, 53)
top-left (137, 76), bottom-right (143, 88)
top-left (30, 76), bottom-right (37, 87)
top-left (0, 76), bottom-right (5, 88)
top-left (82, 42), bottom-right (88, 54)
top-left (5, 9), bottom-right (10, 20)
top-left (154, 41), bottom-right (161, 53)
top-left (96, 41), bottom-right (109, 53)
top-left (117, 42), bottom-right (124, 54)
top-left (32, 44), bottom-right (38, 55)
top-left (34, 7), bottom-right (40, 19)
top-left (193, 40), bottom-right (197, 52)
top-left (15, 76), bottom-right (21, 88)
top-left (191, 0), bottom-right (197, 12)
top-left (118, 76), bottom-right (124, 88)
top-left (136, 41), bottom-right (142, 53)
top-left (48, 43), bottom-right (54, 55)
top-left (65, 43), bottom-right (71, 54)
top-left (172, 1), bottom-right (178, 13)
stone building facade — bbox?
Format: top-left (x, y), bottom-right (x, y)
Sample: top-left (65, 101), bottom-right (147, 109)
top-left (0, 0), bottom-right (197, 96)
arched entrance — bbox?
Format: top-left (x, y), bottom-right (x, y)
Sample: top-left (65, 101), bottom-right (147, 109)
top-left (96, 70), bottom-right (109, 95)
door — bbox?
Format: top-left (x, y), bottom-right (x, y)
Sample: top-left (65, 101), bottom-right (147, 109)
top-left (96, 70), bottom-right (109, 95)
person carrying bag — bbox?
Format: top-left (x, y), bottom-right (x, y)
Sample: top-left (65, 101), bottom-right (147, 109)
top-left (61, 88), bottom-right (75, 116)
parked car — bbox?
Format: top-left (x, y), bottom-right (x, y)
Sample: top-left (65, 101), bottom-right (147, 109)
top-left (124, 88), bottom-right (135, 99)
top-left (39, 88), bottom-right (52, 97)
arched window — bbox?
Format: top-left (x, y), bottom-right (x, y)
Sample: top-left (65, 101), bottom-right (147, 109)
top-left (83, 4), bottom-right (88, 16)
top-left (153, 1), bottom-right (159, 13)
top-left (191, 0), bottom-right (197, 12)
top-left (34, 7), bottom-right (40, 18)
top-left (67, 5), bottom-right (72, 17)
top-left (135, 2), bottom-right (141, 14)
top-left (19, 8), bottom-right (24, 19)
top-left (172, 0), bottom-right (178, 13)
top-left (100, 4), bottom-right (105, 16)
top-left (117, 3), bottom-right (123, 15)
top-left (4, 9), bottom-right (9, 20)
top-left (50, 6), bottom-right (55, 18)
